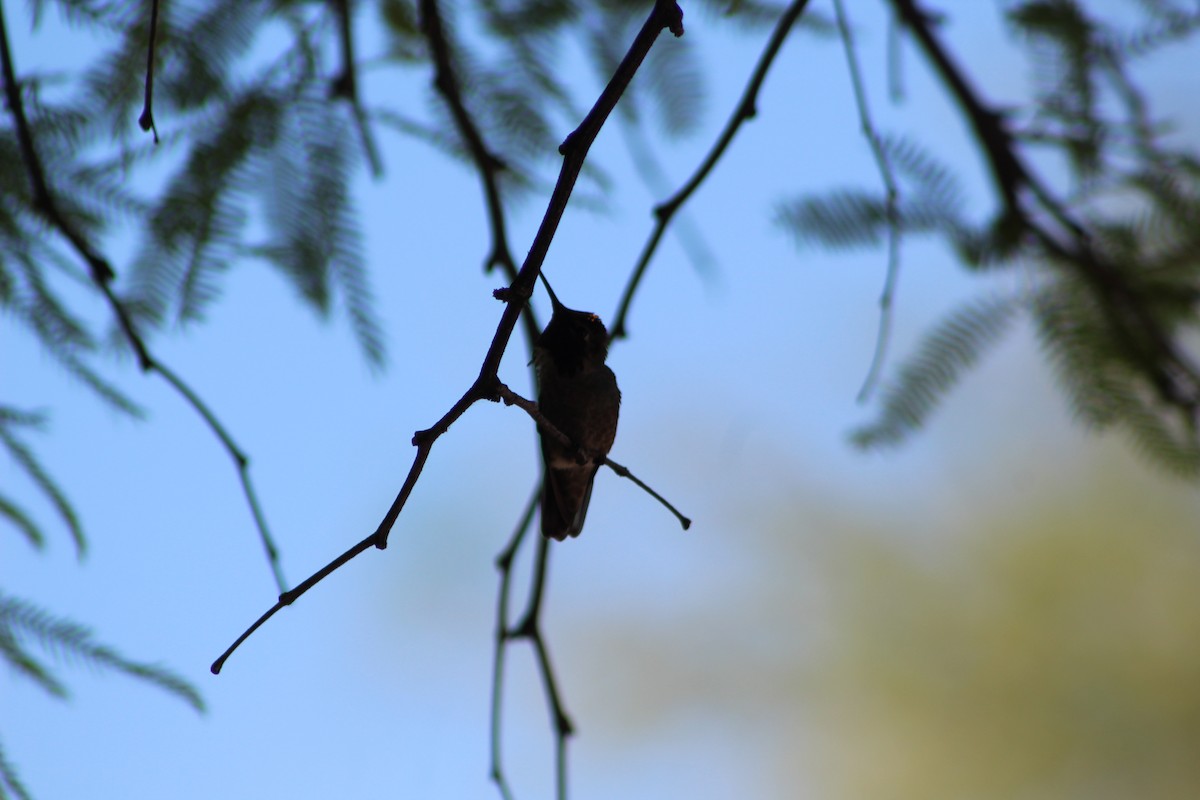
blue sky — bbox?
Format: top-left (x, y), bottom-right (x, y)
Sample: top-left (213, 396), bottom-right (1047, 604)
top-left (4, 3), bottom-right (1199, 799)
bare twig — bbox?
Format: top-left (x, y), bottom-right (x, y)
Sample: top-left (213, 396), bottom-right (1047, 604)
top-left (600, 456), bottom-right (691, 530)
top-left (497, 383), bottom-right (691, 531)
top-left (213, 0), bottom-right (686, 674)
top-left (831, 0), bottom-right (902, 403)
top-left (330, 0), bottom-right (382, 177)
top-left (137, 0), bottom-right (160, 142)
top-left (611, 0), bottom-right (811, 340)
top-left (0, 0), bottom-right (287, 593)
top-left (488, 486), bottom-right (540, 800)
top-left (511, 534), bottom-right (573, 800)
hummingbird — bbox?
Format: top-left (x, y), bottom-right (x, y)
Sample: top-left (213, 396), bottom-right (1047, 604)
top-left (532, 274), bottom-right (621, 541)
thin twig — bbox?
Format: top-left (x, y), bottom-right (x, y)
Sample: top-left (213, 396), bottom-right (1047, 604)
top-left (511, 534), bottom-right (573, 800)
top-left (600, 456), bottom-right (691, 530)
top-left (213, 0), bottom-right (686, 673)
top-left (831, 0), bottom-right (902, 403)
top-left (331, 0), bottom-right (382, 177)
top-left (137, 0), bottom-right (160, 142)
top-left (611, 0), bottom-right (811, 340)
top-left (496, 383), bottom-right (691, 530)
top-left (154, 363), bottom-right (286, 591)
top-left (0, 0), bottom-right (288, 593)
top-left (488, 486), bottom-right (540, 800)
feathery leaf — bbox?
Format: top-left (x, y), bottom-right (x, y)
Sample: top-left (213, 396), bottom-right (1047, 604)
top-left (853, 294), bottom-right (1025, 448)
top-left (0, 592), bottom-right (205, 712)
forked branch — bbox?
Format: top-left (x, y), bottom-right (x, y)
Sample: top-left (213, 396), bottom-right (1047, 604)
top-left (212, 0), bottom-right (686, 675)
top-left (611, 0), bottom-right (812, 340)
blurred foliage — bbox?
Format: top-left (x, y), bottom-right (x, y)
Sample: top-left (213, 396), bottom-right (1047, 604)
top-left (576, 449), bottom-right (1200, 798)
top-left (779, 0), bottom-right (1200, 475)
top-left (806, 466), bottom-right (1200, 799)
top-left (0, 0), bottom-right (755, 550)
top-left (1, 405), bottom-right (203, 799)
top-left (3, 0), bottom-right (1200, 797)
top-left (0, 586), bottom-right (204, 799)
top-left (3, 3), bottom-right (1195, 536)
top-left (0, 2), bottom-right (735, 796)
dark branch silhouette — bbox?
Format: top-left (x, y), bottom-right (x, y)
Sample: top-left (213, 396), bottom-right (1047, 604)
top-left (512, 533), bottom-right (572, 800)
top-left (137, 0), bottom-right (160, 142)
top-left (0, 0), bottom-right (287, 593)
top-left (213, 0), bottom-right (687, 676)
top-left (611, 0), bottom-right (812, 340)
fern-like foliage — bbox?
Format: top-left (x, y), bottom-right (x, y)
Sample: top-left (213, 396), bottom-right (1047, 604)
top-left (0, 737), bottom-right (33, 800)
top-left (1033, 276), bottom-right (1200, 476)
top-left (852, 294), bottom-right (1025, 448)
top-left (782, 4), bottom-right (1200, 470)
top-left (0, 407), bottom-right (83, 556)
top-left (0, 587), bottom-right (203, 798)
top-left (777, 134), bottom-right (999, 256)
top-left (1007, 0), bottom-right (1104, 179)
top-left (0, 590), bottom-right (204, 711)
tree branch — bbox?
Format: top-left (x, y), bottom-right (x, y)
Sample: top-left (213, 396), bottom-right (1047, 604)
top-left (213, 0), bottom-right (686, 674)
top-left (0, 0), bottom-right (287, 593)
top-left (611, 0), bottom-right (811, 340)
top-left (832, 0), bottom-right (902, 403)
top-left (137, 0), bottom-right (160, 142)
top-left (488, 486), bottom-right (540, 800)
top-left (330, 0), bottom-right (382, 177)
top-left (0, 3), bottom-right (113, 287)
top-left (890, 0), bottom-right (1200, 419)
top-left (511, 534), bottom-right (573, 800)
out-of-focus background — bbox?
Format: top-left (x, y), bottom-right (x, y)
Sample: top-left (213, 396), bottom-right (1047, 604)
top-left (3, 2), bottom-right (1199, 799)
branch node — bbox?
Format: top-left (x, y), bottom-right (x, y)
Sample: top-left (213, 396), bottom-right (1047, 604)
top-left (475, 374), bottom-right (502, 403)
top-left (139, 0), bottom-right (161, 143)
top-left (662, 2), bottom-right (685, 37)
top-left (493, 283), bottom-right (532, 305)
top-left (137, 108), bottom-right (159, 143)
top-left (557, 132), bottom-right (576, 157)
top-left (486, 152), bottom-right (508, 172)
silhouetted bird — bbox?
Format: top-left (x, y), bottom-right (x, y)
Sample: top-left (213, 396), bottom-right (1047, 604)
top-left (532, 276), bottom-right (620, 540)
